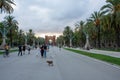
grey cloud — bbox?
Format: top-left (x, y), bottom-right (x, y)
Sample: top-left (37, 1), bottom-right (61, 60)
top-left (1, 0), bottom-right (106, 36)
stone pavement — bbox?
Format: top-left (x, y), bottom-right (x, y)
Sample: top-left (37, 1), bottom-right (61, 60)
top-left (74, 48), bottom-right (120, 58)
top-left (0, 46), bottom-right (120, 80)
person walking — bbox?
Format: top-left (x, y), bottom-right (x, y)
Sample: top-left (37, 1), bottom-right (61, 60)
top-left (18, 45), bottom-right (22, 56)
top-left (43, 44), bottom-right (47, 58)
top-left (27, 45), bottom-right (31, 54)
top-left (40, 45), bottom-right (44, 58)
top-left (3, 44), bottom-right (9, 57)
top-left (36, 46), bottom-right (40, 57)
top-left (23, 44), bottom-right (26, 55)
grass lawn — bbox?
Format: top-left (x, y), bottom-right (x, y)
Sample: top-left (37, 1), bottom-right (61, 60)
top-left (97, 48), bottom-right (120, 52)
top-left (64, 48), bottom-right (120, 66)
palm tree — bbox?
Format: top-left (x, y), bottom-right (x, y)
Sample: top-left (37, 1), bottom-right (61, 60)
top-left (88, 11), bottom-right (103, 48)
top-left (0, 0), bottom-right (15, 14)
top-left (18, 29), bottom-right (24, 45)
top-left (100, 14), bottom-right (115, 48)
top-left (63, 26), bottom-right (73, 47)
top-left (37, 37), bottom-right (45, 45)
top-left (75, 21), bottom-right (85, 47)
top-left (4, 15), bottom-right (18, 47)
top-left (56, 35), bottom-right (64, 46)
top-left (0, 21), bottom-right (10, 48)
top-left (101, 0), bottom-right (120, 47)
top-left (27, 29), bottom-right (35, 46)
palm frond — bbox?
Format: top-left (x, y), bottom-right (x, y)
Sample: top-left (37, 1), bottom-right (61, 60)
top-left (100, 4), bottom-right (113, 10)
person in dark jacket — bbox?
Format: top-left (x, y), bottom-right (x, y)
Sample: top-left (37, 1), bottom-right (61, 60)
top-left (43, 44), bottom-right (47, 58)
top-left (23, 45), bottom-right (26, 55)
top-left (18, 45), bottom-right (22, 56)
top-left (40, 45), bottom-right (44, 58)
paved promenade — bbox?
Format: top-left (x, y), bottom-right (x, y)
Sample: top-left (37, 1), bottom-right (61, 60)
top-left (0, 46), bottom-right (120, 80)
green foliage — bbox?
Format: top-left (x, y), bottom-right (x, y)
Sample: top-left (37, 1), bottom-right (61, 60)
top-left (63, 26), bottom-right (73, 46)
top-left (0, 0), bottom-right (15, 14)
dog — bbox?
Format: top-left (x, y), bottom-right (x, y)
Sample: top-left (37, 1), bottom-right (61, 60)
top-left (46, 60), bottom-right (53, 66)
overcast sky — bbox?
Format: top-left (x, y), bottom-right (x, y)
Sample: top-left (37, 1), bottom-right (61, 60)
top-left (0, 0), bottom-right (106, 37)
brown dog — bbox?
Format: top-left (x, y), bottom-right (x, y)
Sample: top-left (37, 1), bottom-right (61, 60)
top-left (46, 60), bottom-right (53, 66)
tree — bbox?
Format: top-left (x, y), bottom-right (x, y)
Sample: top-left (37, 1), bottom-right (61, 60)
top-left (74, 21), bottom-right (85, 47)
top-left (0, 21), bottom-right (10, 48)
top-left (4, 15), bottom-right (18, 47)
top-left (18, 29), bottom-right (24, 45)
top-left (100, 14), bottom-right (115, 48)
top-left (56, 35), bottom-right (64, 46)
top-left (101, 0), bottom-right (120, 47)
top-left (37, 37), bottom-right (45, 45)
top-left (88, 11), bottom-right (103, 48)
top-left (0, 0), bottom-right (15, 14)
top-left (63, 26), bottom-right (73, 47)
top-left (27, 29), bottom-right (35, 46)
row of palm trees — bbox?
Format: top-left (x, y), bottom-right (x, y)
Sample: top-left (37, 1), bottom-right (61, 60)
top-left (0, 0), bottom-right (45, 48)
top-left (57, 0), bottom-right (120, 49)
top-left (0, 16), bottom-right (45, 47)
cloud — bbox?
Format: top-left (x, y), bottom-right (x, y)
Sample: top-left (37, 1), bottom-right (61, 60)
top-left (0, 0), bottom-right (106, 37)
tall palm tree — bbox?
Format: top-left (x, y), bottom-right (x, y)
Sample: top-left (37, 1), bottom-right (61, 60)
top-left (75, 21), bottom-right (85, 47)
top-left (56, 35), bottom-right (64, 46)
top-left (18, 29), bottom-right (24, 45)
top-left (0, 0), bottom-right (15, 14)
top-left (4, 15), bottom-right (18, 47)
top-left (0, 21), bottom-right (10, 47)
top-left (88, 11), bottom-right (103, 48)
top-left (27, 29), bottom-right (35, 46)
top-left (100, 14), bottom-right (115, 48)
top-left (63, 26), bottom-right (73, 47)
top-left (101, 0), bottom-right (120, 47)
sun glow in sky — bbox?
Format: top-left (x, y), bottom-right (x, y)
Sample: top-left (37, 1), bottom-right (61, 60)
top-left (35, 32), bottom-right (62, 38)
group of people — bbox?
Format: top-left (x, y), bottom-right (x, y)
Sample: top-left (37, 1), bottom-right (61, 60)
top-left (3, 43), bottom-right (49, 58)
top-left (39, 44), bottom-right (48, 58)
top-left (18, 44), bottom-right (31, 56)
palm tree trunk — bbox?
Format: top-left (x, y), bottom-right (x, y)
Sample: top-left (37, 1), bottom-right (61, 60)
top-left (115, 29), bottom-right (120, 47)
top-left (97, 25), bottom-right (101, 48)
top-left (10, 29), bottom-right (13, 47)
top-left (112, 13), bottom-right (120, 48)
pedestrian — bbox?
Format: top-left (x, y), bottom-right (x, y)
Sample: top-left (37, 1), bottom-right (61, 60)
top-left (36, 46), bottom-right (40, 57)
top-left (27, 45), bottom-right (31, 54)
top-left (40, 45), bottom-right (44, 58)
top-left (23, 44), bottom-right (26, 55)
top-left (3, 44), bottom-right (9, 57)
top-left (43, 44), bottom-right (47, 58)
top-left (18, 45), bottom-right (22, 56)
